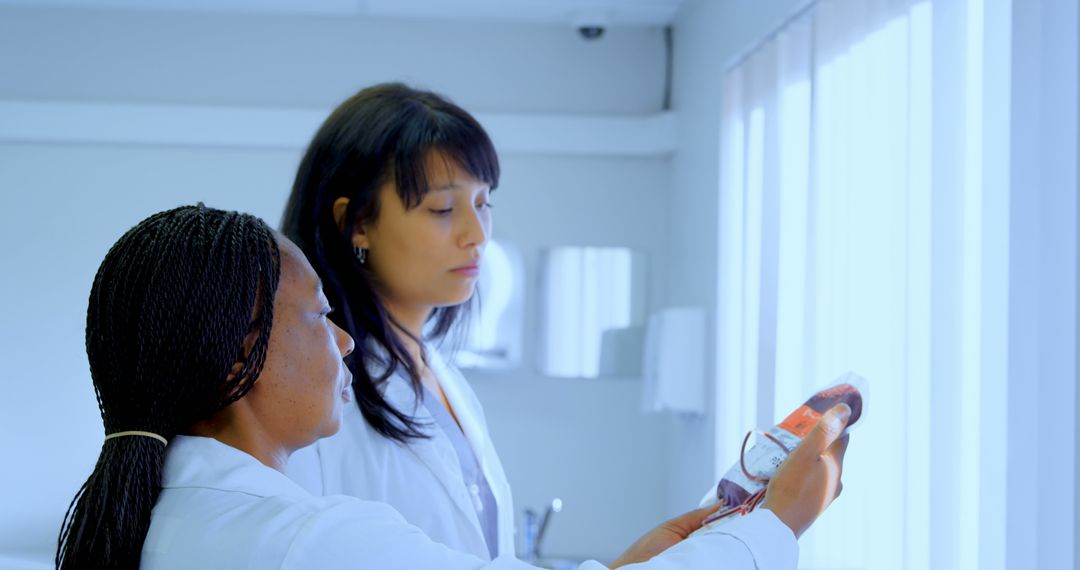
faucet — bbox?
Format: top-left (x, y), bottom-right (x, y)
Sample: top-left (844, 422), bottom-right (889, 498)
top-left (521, 498), bottom-right (562, 562)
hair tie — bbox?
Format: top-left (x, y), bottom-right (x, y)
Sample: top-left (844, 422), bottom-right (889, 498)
top-left (104, 430), bottom-right (168, 446)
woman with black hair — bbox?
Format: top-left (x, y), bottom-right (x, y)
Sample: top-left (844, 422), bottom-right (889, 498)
top-left (279, 83), bottom-right (852, 564)
top-left (281, 82), bottom-right (515, 559)
top-left (55, 204), bottom-right (354, 568)
top-left (54, 203), bottom-right (852, 569)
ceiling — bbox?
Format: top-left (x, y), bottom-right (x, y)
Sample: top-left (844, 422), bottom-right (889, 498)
top-left (0, 0), bottom-right (688, 26)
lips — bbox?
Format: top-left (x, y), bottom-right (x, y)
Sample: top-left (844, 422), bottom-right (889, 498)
top-left (450, 260), bottom-right (480, 277)
top-left (339, 372), bottom-right (354, 402)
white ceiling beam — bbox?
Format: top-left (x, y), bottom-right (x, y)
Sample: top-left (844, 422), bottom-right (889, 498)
top-left (0, 100), bottom-right (677, 156)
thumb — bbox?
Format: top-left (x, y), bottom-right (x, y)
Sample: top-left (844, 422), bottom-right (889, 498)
top-left (796, 403), bottom-right (852, 457)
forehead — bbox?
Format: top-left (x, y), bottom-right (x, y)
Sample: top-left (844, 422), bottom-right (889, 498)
top-left (274, 234), bottom-right (322, 298)
top-left (422, 151), bottom-right (489, 192)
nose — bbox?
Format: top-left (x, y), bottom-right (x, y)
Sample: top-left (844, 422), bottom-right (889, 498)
top-left (335, 323), bottom-right (355, 358)
top-left (458, 204), bottom-right (489, 251)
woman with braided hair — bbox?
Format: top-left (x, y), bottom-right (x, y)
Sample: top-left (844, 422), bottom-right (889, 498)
top-left (56, 203), bottom-right (355, 568)
top-left (55, 203), bottom-right (851, 569)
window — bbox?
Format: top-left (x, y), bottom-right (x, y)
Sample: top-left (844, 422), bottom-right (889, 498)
top-left (714, 2), bottom-right (998, 568)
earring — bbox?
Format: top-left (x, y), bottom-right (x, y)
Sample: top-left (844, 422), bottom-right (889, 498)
top-left (354, 246), bottom-right (367, 265)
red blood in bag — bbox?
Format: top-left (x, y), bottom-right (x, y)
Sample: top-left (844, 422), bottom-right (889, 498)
top-left (805, 383), bottom-right (863, 425)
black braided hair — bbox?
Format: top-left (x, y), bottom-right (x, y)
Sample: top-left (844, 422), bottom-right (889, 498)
top-left (55, 204), bottom-right (281, 569)
top-left (281, 83), bottom-right (498, 443)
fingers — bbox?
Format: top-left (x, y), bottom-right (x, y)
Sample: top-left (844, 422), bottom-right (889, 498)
top-left (824, 433), bottom-right (849, 501)
top-left (796, 403), bottom-right (852, 458)
top-left (825, 433), bottom-right (850, 465)
top-left (666, 503), bottom-right (724, 536)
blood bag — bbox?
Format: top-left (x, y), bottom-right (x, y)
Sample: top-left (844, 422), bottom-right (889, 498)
top-left (695, 372), bottom-right (868, 530)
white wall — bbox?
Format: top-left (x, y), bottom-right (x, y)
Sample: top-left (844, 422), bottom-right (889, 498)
top-left (0, 6), bottom-right (672, 565)
top-left (0, 6), bottom-right (665, 114)
top-left (663, 0), bottom-right (804, 516)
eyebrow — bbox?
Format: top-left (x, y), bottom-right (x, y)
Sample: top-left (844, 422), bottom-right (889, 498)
top-left (430, 183), bottom-right (490, 192)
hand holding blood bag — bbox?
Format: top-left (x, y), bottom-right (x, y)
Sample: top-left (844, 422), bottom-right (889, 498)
top-left (697, 372), bottom-right (867, 530)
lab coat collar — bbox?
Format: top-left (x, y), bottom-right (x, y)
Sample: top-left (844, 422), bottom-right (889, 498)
top-left (369, 343), bottom-right (516, 557)
top-left (380, 357), bottom-right (488, 540)
top-left (381, 369), bottom-right (467, 486)
top-left (380, 344), bottom-right (489, 466)
top-left (162, 435), bottom-right (312, 500)
top-left (427, 349), bottom-right (516, 557)
top-left (373, 341), bottom-right (489, 458)
top-left (425, 348), bottom-right (490, 468)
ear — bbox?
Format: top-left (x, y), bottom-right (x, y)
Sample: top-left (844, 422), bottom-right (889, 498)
top-left (224, 322), bottom-right (263, 384)
top-left (332, 197), bottom-right (370, 250)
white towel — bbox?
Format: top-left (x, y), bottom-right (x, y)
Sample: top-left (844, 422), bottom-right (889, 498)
top-left (641, 307), bottom-right (706, 415)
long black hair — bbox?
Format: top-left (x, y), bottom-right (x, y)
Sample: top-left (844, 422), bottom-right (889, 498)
top-left (281, 82), bottom-right (499, 443)
top-left (56, 204), bottom-right (281, 569)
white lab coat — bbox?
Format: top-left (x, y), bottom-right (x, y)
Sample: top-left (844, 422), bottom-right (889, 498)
top-left (142, 435), bottom-right (799, 569)
top-left (286, 346), bottom-right (515, 559)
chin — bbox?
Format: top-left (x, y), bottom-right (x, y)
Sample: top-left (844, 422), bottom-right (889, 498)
top-left (319, 412), bottom-right (343, 440)
top-left (318, 424), bottom-right (341, 442)
top-left (432, 291), bottom-right (474, 308)
top-left (454, 285), bottom-right (479, 303)
top-left (435, 279), bottom-right (476, 301)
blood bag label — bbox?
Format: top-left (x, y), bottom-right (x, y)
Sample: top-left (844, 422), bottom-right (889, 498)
top-left (777, 405), bottom-right (822, 438)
